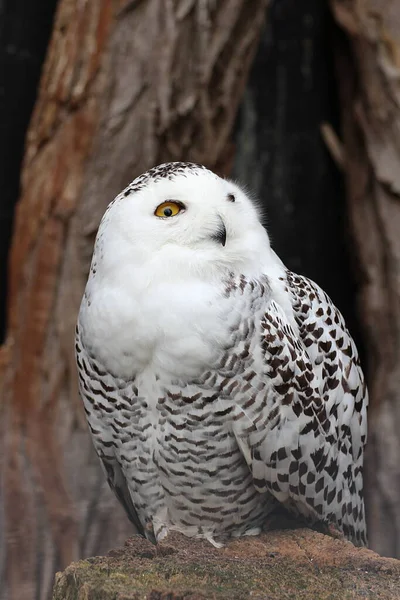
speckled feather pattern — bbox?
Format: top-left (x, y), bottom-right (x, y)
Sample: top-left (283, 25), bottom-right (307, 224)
top-left (76, 162), bottom-right (368, 548)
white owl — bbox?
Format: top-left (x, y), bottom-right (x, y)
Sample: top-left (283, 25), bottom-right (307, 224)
top-left (76, 162), bottom-right (368, 548)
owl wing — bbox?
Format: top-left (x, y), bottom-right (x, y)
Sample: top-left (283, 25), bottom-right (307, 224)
top-left (99, 454), bottom-right (146, 539)
top-left (75, 324), bottom-right (147, 541)
top-left (232, 271), bottom-right (368, 546)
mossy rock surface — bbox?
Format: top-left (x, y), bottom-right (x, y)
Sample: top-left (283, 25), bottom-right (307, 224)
top-left (53, 528), bottom-right (400, 599)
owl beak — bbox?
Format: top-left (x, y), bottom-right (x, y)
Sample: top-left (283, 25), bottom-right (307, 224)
top-left (211, 216), bottom-right (227, 247)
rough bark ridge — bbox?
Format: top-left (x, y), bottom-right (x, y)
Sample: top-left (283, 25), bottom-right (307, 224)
top-left (0, 0), bottom-right (58, 343)
top-left (52, 529), bottom-right (400, 600)
top-left (233, 0), bottom-right (362, 349)
top-left (331, 0), bottom-right (400, 558)
top-left (0, 1), bottom-right (268, 599)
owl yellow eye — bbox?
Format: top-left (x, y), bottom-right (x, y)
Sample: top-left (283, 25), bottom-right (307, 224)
top-left (154, 201), bottom-right (184, 218)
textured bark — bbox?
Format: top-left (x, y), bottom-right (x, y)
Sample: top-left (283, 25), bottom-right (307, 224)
top-left (0, 2), bottom-right (268, 599)
top-left (233, 0), bottom-right (363, 352)
top-left (331, 0), bottom-right (400, 558)
top-left (0, 1), bottom-right (58, 343)
top-left (52, 529), bottom-right (400, 600)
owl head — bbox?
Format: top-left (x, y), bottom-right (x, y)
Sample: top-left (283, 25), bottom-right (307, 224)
top-left (93, 162), bottom-right (272, 280)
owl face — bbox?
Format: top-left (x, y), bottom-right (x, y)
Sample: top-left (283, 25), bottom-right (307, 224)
top-left (93, 164), bottom-right (271, 280)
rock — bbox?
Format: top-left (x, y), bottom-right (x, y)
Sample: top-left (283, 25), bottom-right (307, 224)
top-left (52, 529), bottom-right (400, 599)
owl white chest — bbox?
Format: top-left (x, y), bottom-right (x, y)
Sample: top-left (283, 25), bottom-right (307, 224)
top-left (80, 271), bottom-right (232, 382)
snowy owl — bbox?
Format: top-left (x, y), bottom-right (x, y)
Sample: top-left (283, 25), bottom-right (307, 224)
top-left (76, 162), bottom-right (368, 548)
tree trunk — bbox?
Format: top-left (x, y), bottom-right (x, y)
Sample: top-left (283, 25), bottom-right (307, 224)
top-left (331, 0), bottom-right (400, 558)
top-left (52, 530), bottom-right (400, 600)
top-left (233, 0), bottom-right (362, 349)
top-left (0, 2), bottom-right (268, 599)
top-left (0, 0), bottom-right (58, 342)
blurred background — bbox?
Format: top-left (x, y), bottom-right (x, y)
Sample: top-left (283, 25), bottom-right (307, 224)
top-left (1, 1), bottom-right (399, 599)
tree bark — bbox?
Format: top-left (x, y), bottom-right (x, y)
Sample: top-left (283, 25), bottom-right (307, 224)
top-left (0, 1), bottom-right (268, 599)
top-left (331, 0), bottom-right (400, 558)
top-left (52, 530), bottom-right (400, 600)
top-left (0, 1), bottom-right (58, 342)
top-left (233, 0), bottom-right (362, 350)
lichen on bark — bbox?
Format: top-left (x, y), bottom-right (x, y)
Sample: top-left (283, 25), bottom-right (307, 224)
top-left (52, 529), bottom-right (400, 600)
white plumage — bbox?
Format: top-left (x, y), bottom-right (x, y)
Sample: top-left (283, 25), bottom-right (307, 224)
top-left (76, 162), bottom-right (368, 547)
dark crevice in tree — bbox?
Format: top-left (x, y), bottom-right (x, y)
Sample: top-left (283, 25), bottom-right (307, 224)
top-left (0, 0), bottom-right (59, 343)
top-left (234, 0), bottom-right (364, 365)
